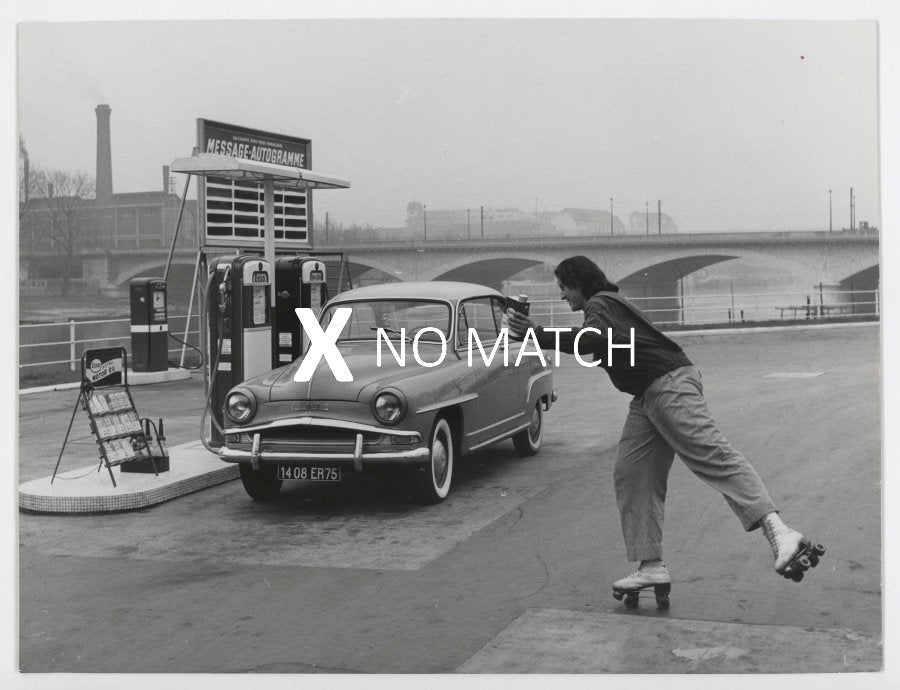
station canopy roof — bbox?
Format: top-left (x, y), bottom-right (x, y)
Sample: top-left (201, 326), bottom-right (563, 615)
top-left (170, 152), bottom-right (350, 190)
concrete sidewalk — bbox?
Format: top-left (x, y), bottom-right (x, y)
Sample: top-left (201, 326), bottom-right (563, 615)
top-left (18, 440), bottom-right (237, 514)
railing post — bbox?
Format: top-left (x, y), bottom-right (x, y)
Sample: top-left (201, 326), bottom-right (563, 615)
top-left (69, 319), bottom-right (76, 371)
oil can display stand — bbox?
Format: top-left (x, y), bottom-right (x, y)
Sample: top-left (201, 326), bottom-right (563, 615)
top-left (51, 347), bottom-right (167, 488)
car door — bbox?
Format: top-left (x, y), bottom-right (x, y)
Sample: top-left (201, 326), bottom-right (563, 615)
top-left (457, 296), bottom-right (522, 447)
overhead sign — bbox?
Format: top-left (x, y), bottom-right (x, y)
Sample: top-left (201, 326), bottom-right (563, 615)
top-left (197, 119), bottom-right (313, 248)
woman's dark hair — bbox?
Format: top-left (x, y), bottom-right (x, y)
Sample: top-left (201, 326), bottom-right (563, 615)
top-left (554, 255), bottom-right (619, 296)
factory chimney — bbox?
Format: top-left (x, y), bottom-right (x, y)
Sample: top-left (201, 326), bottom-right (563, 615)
top-left (95, 104), bottom-right (113, 200)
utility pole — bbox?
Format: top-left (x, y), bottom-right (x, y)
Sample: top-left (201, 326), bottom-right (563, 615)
top-left (850, 187), bottom-right (855, 231)
top-left (829, 190), bottom-right (832, 232)
top-left (423, 204), bottom-right (427, 241)
top-left (467, 209), bottom-right (470, 239)
top-left (646, 202), bottom-right (649, 235)
top-left (658, 200), bottom-right (662, 235)
top-left (610, 197), bottom-right (614, 235)
top-left (480, 206), bottom-right (484, 239)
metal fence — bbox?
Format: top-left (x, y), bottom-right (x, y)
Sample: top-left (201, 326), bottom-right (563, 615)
top-left (528, 289), bottom-right (880, 328)
top-left (19, 313), bottom-right (203, 374)
top-left (18, 288), bottom-right (879, 379)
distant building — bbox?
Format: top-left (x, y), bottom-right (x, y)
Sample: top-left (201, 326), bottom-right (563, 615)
top-left (19, 104), bottom-right (199, 295)
top-left (405, 203), bottom-right (543, 239)
top-left (550, 208), bottom-right (625, 236)
top-left (19, 170), bottom-right (198, 292)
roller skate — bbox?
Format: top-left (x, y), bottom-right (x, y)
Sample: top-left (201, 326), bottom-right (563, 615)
top-left (760, 512), bottom-right (826, 582)
top-left (612, 562), bottom-right (672, 610)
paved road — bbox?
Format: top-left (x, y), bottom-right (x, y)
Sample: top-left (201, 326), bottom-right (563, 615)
top-left (17, 324), bottom-right (882, 677)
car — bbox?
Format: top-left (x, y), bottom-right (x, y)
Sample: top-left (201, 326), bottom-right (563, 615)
top-left (218, 281), bottom-right (556, 503)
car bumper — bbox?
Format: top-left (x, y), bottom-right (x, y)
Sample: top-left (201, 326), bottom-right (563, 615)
top-left (219, 431), bottom-right (430, 471)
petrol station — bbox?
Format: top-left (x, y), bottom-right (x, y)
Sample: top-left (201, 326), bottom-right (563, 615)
top-left (18, 119), bottom-right (351, 513)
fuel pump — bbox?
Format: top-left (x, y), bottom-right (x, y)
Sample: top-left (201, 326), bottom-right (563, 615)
top-left (273, 257), bottom-right (329, 367)
top-left (129, 278), bottom-right (168, 372)
top-left (207, 255), bottom-right (273, 446)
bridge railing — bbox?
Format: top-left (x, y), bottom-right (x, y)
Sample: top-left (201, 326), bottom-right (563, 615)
top-left (19, 313), bottom-right (203, 386)
top-left (527, 289), bottom-right (880, 328)
top-left (315, 228), bottom-right (879, 249)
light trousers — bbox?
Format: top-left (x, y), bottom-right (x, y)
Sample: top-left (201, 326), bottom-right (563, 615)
top-left (614, 366), bottom-right (777, 562)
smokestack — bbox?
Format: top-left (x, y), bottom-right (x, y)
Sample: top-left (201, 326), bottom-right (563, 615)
top-left (163, 165), bottom-right (170, 194)
top-left (95, 104), bottom-right (112, 200)
top-left (19, 136), bottom-right (30, 203)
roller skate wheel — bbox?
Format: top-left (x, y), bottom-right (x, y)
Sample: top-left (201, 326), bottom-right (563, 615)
top-left (790, 570), bottom-right (804, 583)
top-left (812, 544), bottom-right (826, 556)
top-left (808, 554), bottom-right (819, 567)
top-left (798, 556), bottom-right (811, 569)
top-left (612, 591), bottom-right (625, 601)
top-left (656, 596), bottom-right (670, 610)
top-left (624, 594), bottom-right (639, 608)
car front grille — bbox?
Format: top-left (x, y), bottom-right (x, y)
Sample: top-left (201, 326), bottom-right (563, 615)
top-left (234, 425), bottom-right (383, 452)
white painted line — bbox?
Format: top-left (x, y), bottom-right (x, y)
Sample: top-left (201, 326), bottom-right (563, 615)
top-left (763, 372), bottom-right (825, 378)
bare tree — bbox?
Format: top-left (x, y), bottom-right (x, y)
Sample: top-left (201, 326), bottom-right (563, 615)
top-left (29, 168), bottom-right (96, 296)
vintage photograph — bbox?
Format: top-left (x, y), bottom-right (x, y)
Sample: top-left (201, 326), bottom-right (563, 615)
top-left (10, 2), bottom-right (895, 688)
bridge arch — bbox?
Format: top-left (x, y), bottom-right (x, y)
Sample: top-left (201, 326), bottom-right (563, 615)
top-left (839, 264), bottom-right (879, 290)
top-left (116, 258), bottom-right (199, 306)
top-left (348, 258), bottom-right (406, 285)
top-left (116, 258), bottom-right (197, 285)
top-left (434, 258), bottom-right (547, 291)
top-left (612, 247), bottom-right (825, 286)
top-left (418, 251), bottom-right (561, 289)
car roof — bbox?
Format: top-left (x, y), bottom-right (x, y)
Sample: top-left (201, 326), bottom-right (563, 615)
top-left (328, 281), bottom-right (502, 304)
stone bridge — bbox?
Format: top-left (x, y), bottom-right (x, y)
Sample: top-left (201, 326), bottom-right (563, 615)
top-left (30, 230), bottom-right (878, 316)
top-left (318, 231), bottom-right (879, 314)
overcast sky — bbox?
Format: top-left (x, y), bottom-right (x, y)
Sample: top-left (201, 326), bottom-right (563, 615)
top-left (16, 15), bottom-right (881, 232)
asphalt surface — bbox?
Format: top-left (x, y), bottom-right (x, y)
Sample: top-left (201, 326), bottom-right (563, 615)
top-left (16, 324), bottom-right (883, 680)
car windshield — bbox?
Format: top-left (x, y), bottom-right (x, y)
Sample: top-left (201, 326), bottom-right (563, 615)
top-left (320, 299), bottom-right (452, 342)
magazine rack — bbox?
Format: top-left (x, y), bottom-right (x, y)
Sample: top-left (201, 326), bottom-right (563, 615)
top-left (51, 347), bottom-right (163, 487)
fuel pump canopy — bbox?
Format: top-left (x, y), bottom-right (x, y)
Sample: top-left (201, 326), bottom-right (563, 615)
top-left (170, 152), bottom-right (350, 190)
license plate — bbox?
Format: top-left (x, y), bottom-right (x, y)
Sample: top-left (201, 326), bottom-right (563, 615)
top-left (276, 465), bottom-right (341, 481)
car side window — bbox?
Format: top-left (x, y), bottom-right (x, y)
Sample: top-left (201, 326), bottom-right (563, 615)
top-left (491, 297), bottom-right (508, 332)
top-left (458, 298), bottom-right (500, 346)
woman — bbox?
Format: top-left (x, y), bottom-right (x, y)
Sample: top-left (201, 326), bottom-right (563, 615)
top-left (506, 255), bottom-right (821, 604)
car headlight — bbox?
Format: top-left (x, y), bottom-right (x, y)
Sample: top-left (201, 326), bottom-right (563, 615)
top-left (372, 390), bottom-right (406, 425)
top-left (225, 389), bottom-right (256, 423)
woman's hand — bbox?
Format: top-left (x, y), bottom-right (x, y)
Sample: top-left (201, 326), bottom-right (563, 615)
top-left (506, 310), bottom-right (535, 339)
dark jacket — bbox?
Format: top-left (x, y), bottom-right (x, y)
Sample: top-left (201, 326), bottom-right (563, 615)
top-left (535, 291), bottom-right (692, 396)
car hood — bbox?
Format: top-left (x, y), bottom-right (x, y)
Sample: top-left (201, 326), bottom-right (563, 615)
top-left (267, 340), bottom-right (452, 402)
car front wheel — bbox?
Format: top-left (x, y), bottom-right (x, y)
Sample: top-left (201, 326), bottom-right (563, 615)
top-left (417, 417), bottom-right (454, 503)
top-left (513, 400), bottom-right (544, 456)
top-left (239, 463), bottom-right (283, 500)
